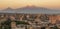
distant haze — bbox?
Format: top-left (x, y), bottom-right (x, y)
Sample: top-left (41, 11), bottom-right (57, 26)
top-left (0, 6), bottom-right (60, 14)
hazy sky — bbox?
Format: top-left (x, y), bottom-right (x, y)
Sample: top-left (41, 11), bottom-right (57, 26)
top-left (0, 0), bottom-right (60, 9)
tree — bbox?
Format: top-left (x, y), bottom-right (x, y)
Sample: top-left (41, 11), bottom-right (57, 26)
top-left (15, 21), bottom-right (29, 25)
top-left (1, 18), bottom-right (11, 29)
top-left (50, 26), bottom-right (58, 29)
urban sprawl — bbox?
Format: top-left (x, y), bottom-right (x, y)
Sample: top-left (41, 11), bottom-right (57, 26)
top-left (0, 13), bottom-right (60, 29)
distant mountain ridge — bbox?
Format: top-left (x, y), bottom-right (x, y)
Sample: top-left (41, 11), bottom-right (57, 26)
top-left (0, 6), bottom-right (60, 14)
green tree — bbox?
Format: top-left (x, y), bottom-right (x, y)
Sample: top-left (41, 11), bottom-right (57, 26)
top-left (15, 21), bottom-right (29, 25)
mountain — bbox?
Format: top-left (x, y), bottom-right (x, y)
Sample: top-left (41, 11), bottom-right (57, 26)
top-left (0, 6), bottom-right (60, 14)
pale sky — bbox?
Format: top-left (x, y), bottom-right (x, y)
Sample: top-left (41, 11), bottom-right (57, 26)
top-left (0, 0), bottom-right (60, 9)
